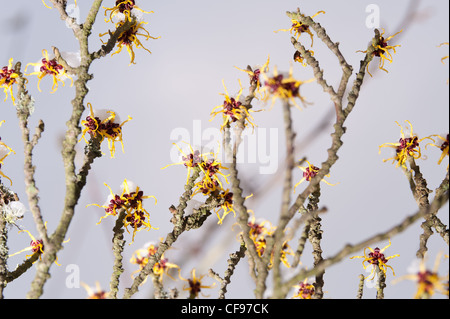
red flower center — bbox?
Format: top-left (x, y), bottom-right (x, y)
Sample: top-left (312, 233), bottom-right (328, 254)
top-left (40, 58), bottom-right (63, 75)
top-left (367, 247), bottom-right (388, 265)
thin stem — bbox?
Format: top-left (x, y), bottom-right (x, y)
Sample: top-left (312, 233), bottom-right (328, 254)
top-left (273, 101), bottom-right (297, 291)
top-left (0, 212), bottom-right (7, 298)
top-left (307, 188), bottom-right (325, 299)
top-left (14, 63), bottom-right (48, 246)
top-left (375, 266), bottom-right (386, 299)
top-left (356, 274), bottom-right (365, 299)
top-left (221, 77), bottom-right (267, 298)
top-left (406, 157), bottom-right (448, 258)
top-left (109, 210), bottom-right (127, 299)
top-left (26, 0), bottom-right (104, 299)
top-left (209, 241), bottom-right (247, 299)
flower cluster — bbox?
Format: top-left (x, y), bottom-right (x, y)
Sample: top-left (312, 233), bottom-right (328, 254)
top-left (101, 1), bottom-right (159, 65)
top-left (292, 278), bottom-right (316, 299)
top-left (350, 239), bottom-right (400, 280)
top-left (1, 58), bottom-right (21, 105)
top-left (260, 64), bottom-right (314, 110)
top-left (359, 28), bottom-right (403, 77)
top-left (90, 179), bottom-right (157, 242)
top-left (130, 241), bottom-right (180, 283)
top-left (80, 103), bottom-right (132, 158)
top-left (379, 121), bottom-right (434, 169)
top-left (0, 120), bottom-right (15, 185)
top-left (210, 80), bottom-right (256, 132)
top-left (25, 49), bottom-right (73, 93)
top-left (246, 211), bottom-right (293, 268)
top-left (162, 143), bottom-right (234, 224)
top-left (247, 210), bottom-right (275, 242)
top-left (275, 11), bottom-right (325, 47)
top-left (192, 152), bottom-right (229, 197)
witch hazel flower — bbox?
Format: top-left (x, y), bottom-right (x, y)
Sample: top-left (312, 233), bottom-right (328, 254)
top-left (9, 230), bottom-right (44, 261)
top-left (210, 79), bottom-right (257, 132)
top-left (104, 0), bottom-right (152, 25)
top-left (192, 148), bottom-right (229, 197)
top-left (9, 222), bottom-right (68, 266)
top-left (213, 189), bottom-right (235, 225)
top-left (260, 64), bottom-right (315, 110)
top-left (89, 179), bottom-right (157, 243)
top-left (161, 142), bottom-right (212, 184)
top-left (180, 268), bottom-right (216, 299)
top-left (80, 282), bottom-right (109, 299)
top-left (1, 58), bottom-right (24, 105)
top-left (350, 239), bottom-right (400, 280)
top-left (238, 209), bottom-right (276, 244)
top-left (275, 10), bottom-right (325, 47)
top-left (379, 120), bottom-right (434, 169)
top-left (100, 17), bottom-right (160, 65)
top-left (393, 252), bottom-right (449, 299)
top-left (25, 49), bottom-right (76, 93)
top-left (130, 241), bottom-right (180, 283)
top-left (234, 55), bottom-right (270, 99)
top-left (294, 160), bottom-right (337, 192)
top-left (358, 28), bottom-right (403, 77)
top-left (243, 210), bottom-right (292, 268)
top-left (80, 103), bottom-right (132, 158)
top-left (253, 235), bottom-right (294, 269)
top-left (292, 278), bottom-right (316, 299)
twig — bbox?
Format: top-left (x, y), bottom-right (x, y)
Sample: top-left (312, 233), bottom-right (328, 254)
top-left (26, 0), bottom-right (104, 299)
top-left (405, 158), bottom-right (448, 258)
top-left (209, 240), bottom-right (247, 299)
top-left (375, 266), bottom-right (386, 299)
top-left (306, 188), bottom-right (325, 299)
top-left (0, 213), bottom-right (7, 298)
top-left (269, 16), bottom-right (379, 300)
top-left (221, 76), bottom-right (269, 298)
top-left (109, 210), bottom-right (127, 299)
top-left (14, 62), bottom-right (49, 247)
top-left (5, 253), bottom-right (40, 284)
top-left (356, 274), bottom-right (365, 299)
top-left (287, 9), bottom-right (353, 117)
top-left (272, 101), bottom-right (297, 291)
top-left (91, 18), bottom-right (135, 61)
